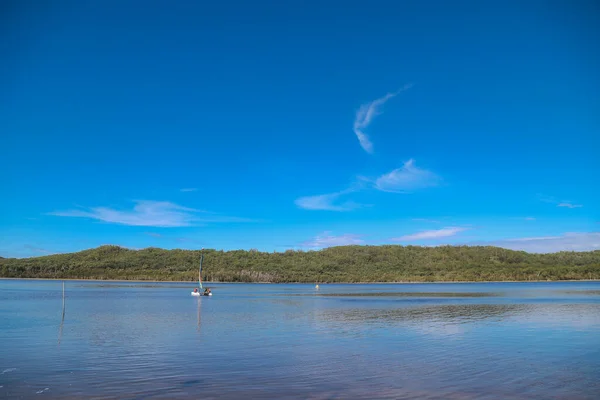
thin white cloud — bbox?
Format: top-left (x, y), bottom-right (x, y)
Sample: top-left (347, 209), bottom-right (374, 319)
top-left (412, 218), bottom-right (441, 223)
top-left (353, 84), bottom-right (412, 153)
top-left (145, 232), bottom-right (162, 237)
top-left (524, 217), bottom-right (536, 221)
top-left (538, 194), bottom-right (583, 208)
top-left (538, 194), bottom-right (557, 204)
top-left (296, 159), bottom-right (437, 211)
top-left (392, 227), bottom-right (468, 241)
top-left (49, 200), bottom-right (254, 227)
top-left (558, 202), bottom-right (583, 208)
top-left (301, 232), bottom-right (365, 249)
top-left (483, 232), bottom-right (600, 253)
top-left (180, 188), bottom-right (197, 192)
top-left (295, 188), bottom-right (364, 212)
top-left (510, 236), bottom-right (562, 241)
top-left (373, 159), bottom-right (441, 193)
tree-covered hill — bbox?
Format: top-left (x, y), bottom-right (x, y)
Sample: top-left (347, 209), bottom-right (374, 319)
top-left (1, 245), bottom-right (599, 282)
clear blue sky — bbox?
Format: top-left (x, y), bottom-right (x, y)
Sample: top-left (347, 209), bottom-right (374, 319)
top-left (1, 0), bottom-right (598, 257)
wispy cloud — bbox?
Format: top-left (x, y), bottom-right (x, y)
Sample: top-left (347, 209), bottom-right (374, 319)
top-left (301, 232), bottom-right (365, 249)
top-left (295, 188), bottom-right (365, 212)
top-left (557, 202), bottom-right (583, 208)
top-left (353, 84), bottom-right (413, 153)
top-left (538, 194), bottom-right (583, 208)
top-left (412, 218), bottom-right (441, 223)
top-left (538, 194), bottom-right (556, 204)
top-left (482, 232), bottom-right (600, 253)
top-left (180, 188), bottom-right (197, 192)
top-left (49, 200), bottom-right (255, 227)
top-left (392, 227), bottom-right (468, 241)
top-left (296, 159), bottom-right (438, 211)
top-left (145, 232), bottom-right (162, 238)
top-left (511, 217), bottom-right (537, 221)
top-left (372, 159), bottom-right (441, 193)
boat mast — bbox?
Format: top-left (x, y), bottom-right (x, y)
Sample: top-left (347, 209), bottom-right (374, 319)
top-left (198, 252), bottom-right (204, 290)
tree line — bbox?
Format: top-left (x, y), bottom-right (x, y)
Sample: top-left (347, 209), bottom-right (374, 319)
top-left (1, 245), bottom-right (599, 283)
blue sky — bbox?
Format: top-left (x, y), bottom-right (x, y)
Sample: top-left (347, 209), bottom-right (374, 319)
top-left (1, 0), bottom-right (599, 258)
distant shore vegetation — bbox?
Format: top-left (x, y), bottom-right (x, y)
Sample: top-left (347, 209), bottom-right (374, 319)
top-left (1, 245), bottom-right (599, 283)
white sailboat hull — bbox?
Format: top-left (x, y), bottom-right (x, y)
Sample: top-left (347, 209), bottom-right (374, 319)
top-left (191, 292), bottom-right (212, 296)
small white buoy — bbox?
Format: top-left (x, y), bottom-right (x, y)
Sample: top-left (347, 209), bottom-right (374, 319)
top-left (315, 284), bottom-right (319, 289)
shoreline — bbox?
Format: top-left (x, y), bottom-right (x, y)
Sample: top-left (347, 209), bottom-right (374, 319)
top-left (1, 277), bottom-right (598, 284)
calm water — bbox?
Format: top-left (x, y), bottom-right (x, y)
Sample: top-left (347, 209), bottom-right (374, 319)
top-left (1, 280), bottom-right (599, 399)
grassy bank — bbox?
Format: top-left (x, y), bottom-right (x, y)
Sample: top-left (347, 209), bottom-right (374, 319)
top-left (1, 245), bottom-right (599, 283)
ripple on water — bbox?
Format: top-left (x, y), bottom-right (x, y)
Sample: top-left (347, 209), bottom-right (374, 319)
top-left (1, 368), bottom-right (17, 375)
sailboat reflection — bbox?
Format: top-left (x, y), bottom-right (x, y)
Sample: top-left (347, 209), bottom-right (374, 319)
top-left (58, 281), bottom-right (65, 346)
top-left (196, 297), bottom-right (202, 332)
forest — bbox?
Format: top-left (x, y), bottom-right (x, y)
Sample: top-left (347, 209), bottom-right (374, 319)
top-left (1, 245), bottom-right (600, 283)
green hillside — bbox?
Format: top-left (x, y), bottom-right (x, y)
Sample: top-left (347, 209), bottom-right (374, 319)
top-left (2, 245), bottom-right (600, 282)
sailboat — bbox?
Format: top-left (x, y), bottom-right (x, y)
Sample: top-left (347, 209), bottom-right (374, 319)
top-left (191, 252), bottom-right (212, 296)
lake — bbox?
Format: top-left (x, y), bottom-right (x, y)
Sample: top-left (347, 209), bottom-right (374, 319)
top-left (1, 280), bottom-right (599, 399)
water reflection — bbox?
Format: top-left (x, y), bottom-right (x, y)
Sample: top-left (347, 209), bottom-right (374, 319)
top-left (196, 297), bottom-right (201, 332)
top-left (320, 303), bottom-right (527, 325)
top-left (2, 281), bottom-right (600, 400)
top-left (315, 291), bottom-right (499, 297)
top-left (78, 283), bottom-right (190, 289)
top-left (559, 290), bottom-right (600, 295)
top-left (58, 281), bottom-right (65, 346)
